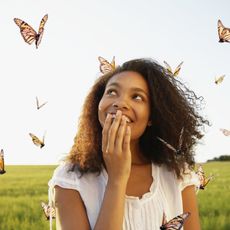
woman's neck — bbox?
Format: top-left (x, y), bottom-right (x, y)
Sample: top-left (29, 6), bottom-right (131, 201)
top-left (130, 140), bottom-right (150, 165)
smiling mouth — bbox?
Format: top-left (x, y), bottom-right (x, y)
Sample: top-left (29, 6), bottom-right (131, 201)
top-left (107, 113), bottom-right (132, 123)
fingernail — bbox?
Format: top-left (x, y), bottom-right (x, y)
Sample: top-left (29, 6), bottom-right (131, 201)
top-left (122, 115), bottom-right (127, 122)
top-left (116, 110), bottom-right (122, 116)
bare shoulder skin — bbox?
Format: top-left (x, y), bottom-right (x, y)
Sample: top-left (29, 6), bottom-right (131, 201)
top-left (54, 186), bottom-right (91, 230)
top-left (182, 185), bottom-right (201, 230)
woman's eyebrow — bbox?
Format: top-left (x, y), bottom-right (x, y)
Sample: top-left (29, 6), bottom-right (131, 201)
top-left (130, 87), bottom-right (149, 96)
top-left (107, 82), bottom-right (149, 96)
top-left (106, 82), bottom-right (120, 88)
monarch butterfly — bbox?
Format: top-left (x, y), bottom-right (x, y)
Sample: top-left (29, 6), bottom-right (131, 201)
top-left (163, 61), bottom-right (184, 77)
top-left (196, 165), bottom-right (213, 190)
top-left (29, 132), bottom-right (45, 148)
top-left (41, 202), bottom-right (56, 220)
top-left (220, 128), bottom-right (230, 136)
top-left (157, 127), bottom-right (184, 155)
top-left (98, 56), bottom-right (116, 74)
top-left (0, 149), bottom-right (6, 175)
top-left (160, 212), bottom-right (190, 230)
top-left (215, 75), bottom-right (225, 84)
top-left (14, 14), bottom-right (48, 49)
top-left (36, 96), bottom-right (48, 110)
top-left (218, 19), bottom-right (230, 43)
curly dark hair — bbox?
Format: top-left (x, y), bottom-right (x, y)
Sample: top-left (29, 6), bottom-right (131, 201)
top-left (66, 58), bottom-right (210, 179)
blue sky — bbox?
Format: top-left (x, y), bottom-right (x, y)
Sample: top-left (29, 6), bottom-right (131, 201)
top-left (0, 0), bottom-right (229, 164)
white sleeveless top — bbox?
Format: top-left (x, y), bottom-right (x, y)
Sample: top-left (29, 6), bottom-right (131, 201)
top-left (48, 162), bottom-right (199, 230)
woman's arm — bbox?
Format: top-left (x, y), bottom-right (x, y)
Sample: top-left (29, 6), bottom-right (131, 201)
top-left (182, 185), bottom-right (201, 230)
top-left (54, 185), bottom-right (91, 230)
top-left (54, 113), bottom-right (131, 230)
top-left (54, 181), bottom-right (127, 230)
top-left (94, 112), bottom-right (131, 229)
top-left (93, 180), bottom-right (127, 230)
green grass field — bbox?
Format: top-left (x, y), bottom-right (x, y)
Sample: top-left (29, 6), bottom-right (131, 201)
top-left (0, 162), bottom-right (229, 230)
top-left (197, 162), bottom-right (230, 230)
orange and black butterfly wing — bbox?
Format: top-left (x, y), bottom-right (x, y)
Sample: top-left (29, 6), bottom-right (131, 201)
top-left (36, 96), bottom-right (40, 109)
top-left (163, 61), bottom-right (173, 75)
top-left (222, 28), bottom-right (230, 42)
top-left (42, 131), bottom-right (46, 145)
top-left (36, 14), bottom-right (48, 48)
top-left (160, 212), bottom-right (190, 230)
top-left (215, 75), bottom-right (225, 84)
top-left (218, 19), bottom-right (230, 42)
top-left (203, 176), bottom-right (213, 188)
top-left (177, 127), bottom-right (184, 154)
top-left (157, 137), bottom-right (177, 153)
top-left (41, 202), bottom-right (56, 220)
top-left (14, 18), bottom-right (37, 45)
top-left (196, 165), bottom-right (206, 189)
top-left (41, 202), bottom-right (49, 220)
top-left (38, 14), bottom-right (48, 35)
top-left (218, 20), bottom-right (224, 41)
top-left (36, 97), bottom-right (48, 110)
top-left (196, 162), bottom-right (214, 191)
top-left (0, 149), bottom-right (6, 174)
top-left (29, 133), bottom-right (45, 148)
top-left (173, 62), bottom-right (184, 77)
top-left (110, 56), bottom-right (115, 69)
top-left (220, 128), bottom-right (230, 136)
top-left (98, 56), bottom-right (116, 74)
top-left (162, 212), bottom-right (168, 226)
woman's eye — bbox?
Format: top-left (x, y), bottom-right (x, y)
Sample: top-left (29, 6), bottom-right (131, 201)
top-left (133, 95), bottom-right (143, 101)
top-left (106, 89), bottom-right (117, 95)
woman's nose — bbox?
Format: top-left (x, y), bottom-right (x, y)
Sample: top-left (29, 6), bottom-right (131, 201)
top-left (112, 99), bottom-right (130, 110)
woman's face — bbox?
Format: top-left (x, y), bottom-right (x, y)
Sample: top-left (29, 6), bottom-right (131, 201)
top-left (98, 71), bottom-right (151, 140)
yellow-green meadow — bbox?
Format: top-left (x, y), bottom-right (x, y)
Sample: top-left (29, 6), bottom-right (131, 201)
top-left (0, 165), bottom-right (56, 230)
top-left (0, 162), bottom-right (229, 230)
top-left (197, 162), bottom-right (230, 230)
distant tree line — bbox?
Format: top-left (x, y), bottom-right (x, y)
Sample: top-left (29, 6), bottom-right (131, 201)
top-left (207, 155), bottom-right (230, 162)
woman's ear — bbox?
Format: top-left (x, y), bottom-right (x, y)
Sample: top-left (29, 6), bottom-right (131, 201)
top-left (147, 120), bottom-right (152, 127)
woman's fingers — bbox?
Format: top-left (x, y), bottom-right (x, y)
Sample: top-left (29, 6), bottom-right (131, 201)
top-left (102, 113), bottom-right (112, 153)
top-left (102, 110), bottom-right (131, 157)
top-left (102, 111), bottom-right (132, 181)
top-left (123, 126), bottom-right (131, 154)
top-left (106, 110), bottom-right (122, 154)
top-left (114, 115), bottom-right (127, 153)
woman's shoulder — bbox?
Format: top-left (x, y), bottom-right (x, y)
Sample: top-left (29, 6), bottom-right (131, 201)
top-left (48, 161), bottom-right (105, 191)
top-left (157, 163), bottom-right (199, 191)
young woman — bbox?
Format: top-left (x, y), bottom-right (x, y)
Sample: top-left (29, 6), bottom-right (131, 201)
top-left (48, 58), bottom-right (209, 230)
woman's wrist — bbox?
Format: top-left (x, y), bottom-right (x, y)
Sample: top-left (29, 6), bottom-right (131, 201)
top-left (107, 177), bottom-right (128, 189)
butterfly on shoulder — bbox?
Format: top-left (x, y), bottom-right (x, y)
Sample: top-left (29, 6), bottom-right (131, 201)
top-left (157, 127), bottom-right (185, 155)
top-left (218, 19), bottom-right (230, 43)
top-left (14, 14), bottom-right (48, 49)
top-left (0, 149), bottom-right (6, 175)
top-left (220, 128), bottom-right (230, 136)
top-left (41, 202), bottom-right (56, 220)
top-left (196, 165), bottom-right (214, 190)
top-left (29, 132), bottom-right (45, 148)
top-left (163, 61), bottom-right (184, 77)
top-left (215, 75), bottom-right (225, 84)
top-left (36, 96), bottom-right (48, 110)
top-left (98, 56), bottom-right (116, 74)
top-left (160, 212), bottom-right (190, 230)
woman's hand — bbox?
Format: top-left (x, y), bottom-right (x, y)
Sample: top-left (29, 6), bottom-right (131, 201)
top-left (102, 110), bottom-right (131, 185)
